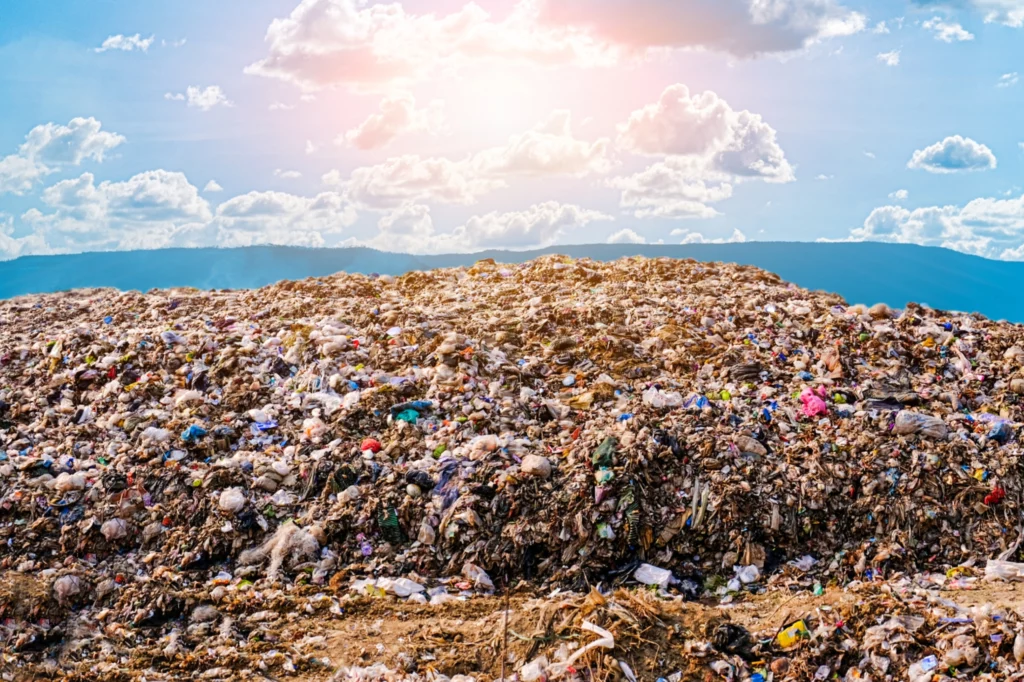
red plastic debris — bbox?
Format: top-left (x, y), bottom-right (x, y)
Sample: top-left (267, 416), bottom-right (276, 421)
top-left (985, 485), bottom-right (1006, 506)
top-left (360, 437), bottom-right (382, 453)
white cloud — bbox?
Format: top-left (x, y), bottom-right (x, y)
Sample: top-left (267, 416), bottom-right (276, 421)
top-left (922, 16), bottom-right (975, 41)
top-left (536, 0), bottom-right (865, 57)
top-left (269, 101), bottom-right (296, 111)
top-left (608, 85), bottom-right (793, 219)
top-left (471, 110), bottom-right (611, 178)
top-left (845, 193), bottom-right (1024, 260)
top-left (95, 34), bottom-right (155, 53)
top-left (912, 0), bottom-right (1024, 26)
top-left (204, 180), bottom-right (223, 193)
top-left (161, 38), bottom-right (188, 48)
top-left (672, 227), bottom-right (748, 244)
top-left (210, 190), bottom-right (357, 247)
top-left (617, 84), bottom-right (794, 183)
top-left (873, 20), bottom-right (891, 33)
top-left (0, 117), bottom-right (124, 196)
top-left (341, 93), bottom-right (444, 150)
top-left (998, 72), bottom-right (1019, 87)
top-left (357, 200), bottom-right (609, 253)
top-left (305, 140), bottom-right (318, 155)
top-left (166, 86), bottom-right (234, 111)
top-left (816, 174), bottom-right (834, 180)
top-left (328, 109), bottom-right (612, 209)
top-left (908, 135), bottom-right (997, 173)
top-left (864, 150), bottom-right (876, 158)
top-left (245, 0), bottom-right (616, 92)
top-left (274, 169), bottom-right (303, 179)
top-left (246, 0), bottom-right (862, 92)
top-left (8, 172), bottom-right (359, 257)
top-left (889, 188), bottom-right (909, 200)
top-left (877, 49), bottom-right (900, 66)
top-left (366, 203), bottom-right (437, 252)
top-left (17, 170), bottom-right (212, 254)
top-left (450, 201), bottom-right (612, 250)
top-left (609, 157), bottom-right (732, 219)
top-left (607, 228), bottom-right (645, 244)
top-left (338, 155), bottom-right (503, 209)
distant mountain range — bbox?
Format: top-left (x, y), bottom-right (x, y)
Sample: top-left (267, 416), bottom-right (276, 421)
top-left (1, 242), bottom-right (1020, 322)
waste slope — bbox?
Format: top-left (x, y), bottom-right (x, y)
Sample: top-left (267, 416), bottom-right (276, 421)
top-left (2, 255), bottom-right (1023, 675)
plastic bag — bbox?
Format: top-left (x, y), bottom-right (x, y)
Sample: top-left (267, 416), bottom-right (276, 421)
top-left (218, 488), bottom-right (246, 513)
top-left (634, 563), bottom-right (673, 588)
top-left (462, 562), bottom-right (494, 590)
top-left (893, 410), bottom-right (948, 439)
top-left (985, 559), bottom-right (1024, 581)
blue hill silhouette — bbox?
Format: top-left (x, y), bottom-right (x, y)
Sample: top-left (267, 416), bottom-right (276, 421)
top-left (0, 242), bottom-right (1018, 322)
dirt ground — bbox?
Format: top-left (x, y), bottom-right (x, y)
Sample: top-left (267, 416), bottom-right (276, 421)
top-left (308, 579), bottom-right (1024, 680)
top-left (7, 575), bottom-right (1024, 681)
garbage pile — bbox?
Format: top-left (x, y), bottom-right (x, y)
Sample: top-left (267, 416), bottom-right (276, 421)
top-left (3, 254), bottom-right (1024, 678)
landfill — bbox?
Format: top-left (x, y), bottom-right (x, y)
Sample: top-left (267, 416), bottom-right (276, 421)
top-left (3, 254), bottom-right (1024, 680)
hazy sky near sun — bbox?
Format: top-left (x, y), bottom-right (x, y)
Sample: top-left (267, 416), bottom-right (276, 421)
top-left (2, 0), bottom-right (1024, 259)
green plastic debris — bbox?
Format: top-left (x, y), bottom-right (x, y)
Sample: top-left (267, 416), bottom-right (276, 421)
top-left (592, 437), bottom-right (617, 468)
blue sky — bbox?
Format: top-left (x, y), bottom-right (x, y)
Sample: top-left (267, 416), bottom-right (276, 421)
top-left (1, 0), bottom-right (1023, 258)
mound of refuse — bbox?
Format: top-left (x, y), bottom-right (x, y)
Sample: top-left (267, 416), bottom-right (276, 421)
top-left (3, 254), bottom-right (1024, 676)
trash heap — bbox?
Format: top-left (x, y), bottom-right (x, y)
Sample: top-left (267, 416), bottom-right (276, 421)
top-left (3, 254), bottom-right (1024, 678)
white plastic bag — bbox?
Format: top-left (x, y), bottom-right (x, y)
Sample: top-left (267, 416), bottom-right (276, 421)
top-left (634, 563), bottom-right (673, 588)
top-left (893, 411), bottom-right (948, 439)
top-left (985, 559), bottom-right (1024, 581)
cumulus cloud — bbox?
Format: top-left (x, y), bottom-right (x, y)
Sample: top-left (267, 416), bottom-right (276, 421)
top-left (873, 20), bottom-right (891, 33)
top-left (922, 17), bottom-right (974, 41)
top-left (166, 86), bottom-right (234, 111)
top-left (471, 110), bottom-right (612, 178)
top-left (16, 170), bottom-right (212, 254)
top-left (246, 0), bottom-right (863, 92)
top-left (672, 227), bottom-right (748, 244)
top-left (0, 117), bottom-right (124, 196)
top-left (274, 169), bottom-right (303, 179)
top-left (7, 171), bottom-right (359, 257)
top-left (355, 201), bottom-right (610, 253)
top-left (245, 0), bottom-right (615, 92)
top-left (449, 201), bottom-right (612, 250)
top-left (617, 84), bottom-right (794, 182)
top-left (608, 85), bottom-right (793, 219)
top-left (338, 155), bottom-right (503, 209)
top-left (907, 135), bottom-right (997, 173)
top-left (341, 93), bottom-right (444, 150)
top-left (210, 190), bottom-right (357, 247)
top-left (536, 0), bottom-right (865, 57)
top-left (327, 110), bottom-right (612, 209)
top-left (364, 203), bottom-right (437, 252)
top-left (607, 228), bottom-right (645, 244)
top-left (204, 180), bottom-right (223, 193)
top-left (95, 34), bottom-right (155, 53)
top-left (844, 193), bottom-right (1024, 260)
top-left (889, 188), bottom-right (909, 200)
top-left (877, 49), bottom-right (900, 66)
top-left (608, 157), bottom-right (733, 219)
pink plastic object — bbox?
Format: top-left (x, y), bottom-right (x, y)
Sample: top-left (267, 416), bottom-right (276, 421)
top-left (800, 387), bottom-right (828, 417)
